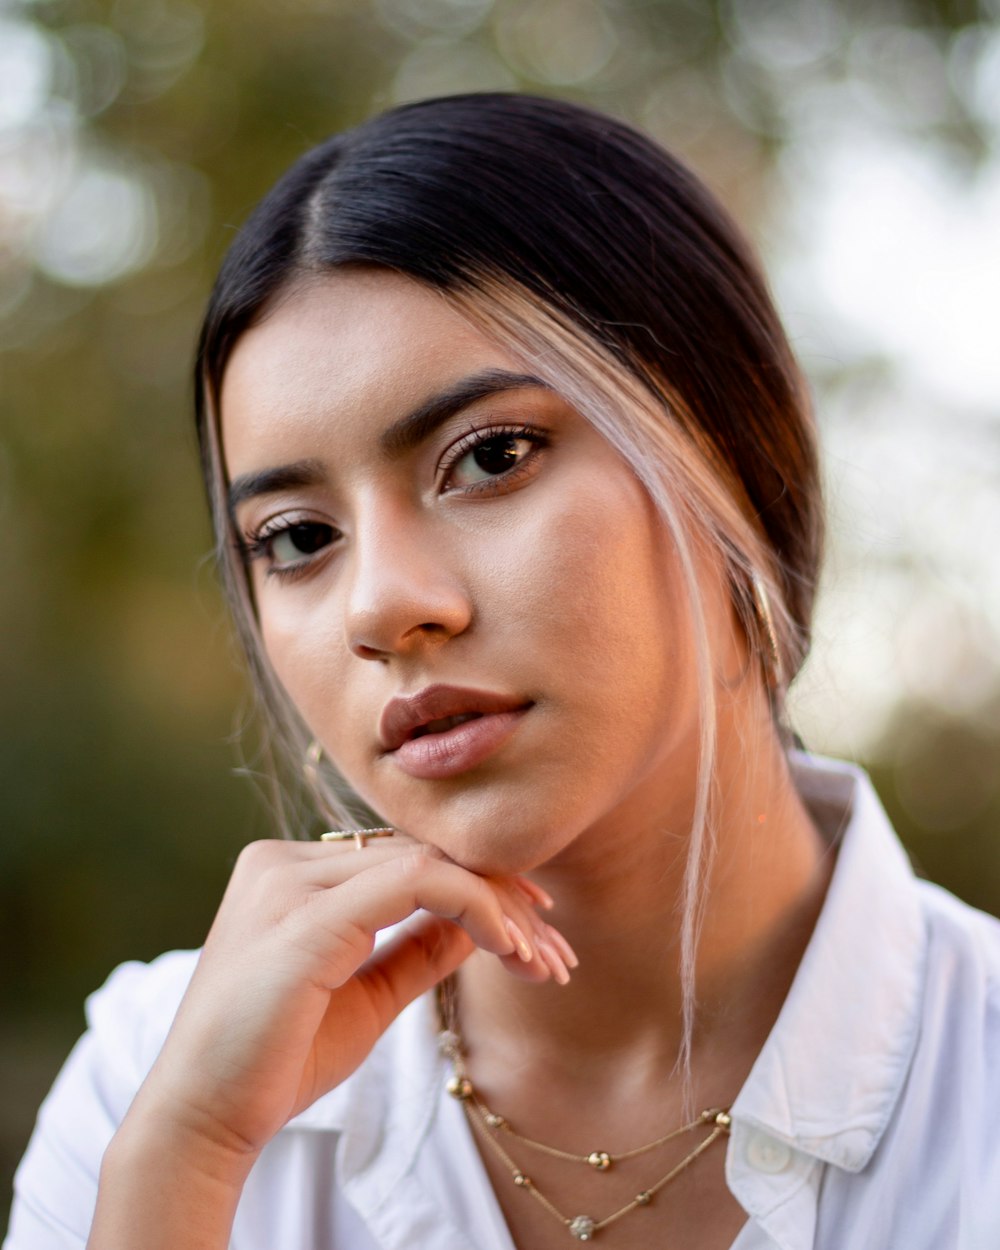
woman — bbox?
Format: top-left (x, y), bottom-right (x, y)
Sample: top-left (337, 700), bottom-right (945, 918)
top-left (7, 93), bottom-right (999, 1250)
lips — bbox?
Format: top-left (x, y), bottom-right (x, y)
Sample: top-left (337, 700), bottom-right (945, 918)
top-left (379, 685), bottom-right (532, 779)
top-left (409, 711), bottom-right (483, 740)
top-left (379, 685), bottom-right (528, 751)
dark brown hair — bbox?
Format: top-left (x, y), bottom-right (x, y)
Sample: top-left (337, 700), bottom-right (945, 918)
top-left (197, 93), bottom-right (821, 668)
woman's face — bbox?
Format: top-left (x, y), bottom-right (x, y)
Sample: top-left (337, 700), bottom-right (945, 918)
top-left (221, 270), bottom-right (731, 874)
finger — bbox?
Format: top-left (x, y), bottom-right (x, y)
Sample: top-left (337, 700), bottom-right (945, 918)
top-left (231, 832), bottom-right (425, 874)
top-left (487, 879), bottom-right (575, 981)
top-left (512, 876), bottom-right (555, 911)
top-left (289, 854), bottom-right (533, 979)
top-left (534, 935), bottom-right (571, 985)
top-left (222, 840), bottom-right (562, 985)
top-left (255, 844), bottom-right (555, 966)
top-left (539, 921), bottom-right (579, 969)
top-left (295, 840), bottom-right (447, 888)
top-left (223, 838), bottom-right (446, 920)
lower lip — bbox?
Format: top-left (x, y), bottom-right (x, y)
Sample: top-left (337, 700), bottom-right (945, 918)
top-left (389, 708), bottom-right (529, 780)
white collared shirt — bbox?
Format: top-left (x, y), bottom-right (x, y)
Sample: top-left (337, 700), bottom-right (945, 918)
top-left (7, 755), bottom-right (1000, 1249)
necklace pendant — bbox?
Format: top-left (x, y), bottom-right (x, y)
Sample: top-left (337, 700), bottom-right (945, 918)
top-left (586, 1150), bottom-right (612, 1172)
top-left (446, 1075), bottom-right (473, 1100)
top-left (568, 1215), bottom-right (596, 1240)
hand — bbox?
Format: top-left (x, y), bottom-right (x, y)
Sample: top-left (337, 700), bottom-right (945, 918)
top-left (118, 834), bottom-right (573, 1169)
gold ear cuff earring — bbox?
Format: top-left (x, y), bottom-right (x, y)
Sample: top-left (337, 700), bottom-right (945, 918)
top-left (750, 572), bottom-right (784, 690)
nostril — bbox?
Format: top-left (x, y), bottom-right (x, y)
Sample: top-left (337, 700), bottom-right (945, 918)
top-left (351, 640), bottom-right (392, 663)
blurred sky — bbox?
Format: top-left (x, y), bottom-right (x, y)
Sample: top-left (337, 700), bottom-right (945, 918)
top-left (760, 14), bottom-right (1000, 760)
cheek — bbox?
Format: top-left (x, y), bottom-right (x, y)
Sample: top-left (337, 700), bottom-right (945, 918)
top-left (485, 475), bottom-right (690, 718)
top-left (540, 499), bottom-right (701, 795)
top-left (258, 596), bottom-right (354, 740)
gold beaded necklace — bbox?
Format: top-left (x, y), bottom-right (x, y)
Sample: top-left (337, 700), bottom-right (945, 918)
top-left (437, 981), bottom-right (732, 1242)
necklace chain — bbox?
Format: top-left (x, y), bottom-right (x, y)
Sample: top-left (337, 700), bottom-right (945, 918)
top-left (436, 979), bottom-right (732, 1242)
top-left (449, 1045), bottom-right (728, 1171)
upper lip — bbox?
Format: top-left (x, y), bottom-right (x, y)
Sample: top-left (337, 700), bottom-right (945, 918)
top-left (379, 684), bottom-right (531, 752)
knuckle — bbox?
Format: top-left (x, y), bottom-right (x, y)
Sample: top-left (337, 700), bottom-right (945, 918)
top-left (230, 841), bottom-right (303, 916)
top-left (394, 849), bottom-right (438, 882)
top-left (234, 839), bottom-right (282, 873)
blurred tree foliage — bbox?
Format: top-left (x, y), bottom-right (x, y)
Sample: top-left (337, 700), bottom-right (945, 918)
top-left (2, 0), bottom-right (999, 1224)
top-left (869, 694), bottom-right (1000, 915)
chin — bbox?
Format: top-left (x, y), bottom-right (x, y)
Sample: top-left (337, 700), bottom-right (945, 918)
top-left (432, 817), bottom-right (569, 879)
top-left (376, 779), bottom-right (576, 876)
top-left (416, 831), bottom-right (525, 878)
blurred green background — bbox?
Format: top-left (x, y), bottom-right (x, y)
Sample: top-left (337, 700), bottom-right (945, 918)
top-left (3, 0), bottom-right (1000, 1227)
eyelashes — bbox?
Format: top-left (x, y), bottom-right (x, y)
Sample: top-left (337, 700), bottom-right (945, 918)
top-left (240, 518), bottom-right (339, 579)
top-left (439, 421), bottom-right (549, 495)
top-left (239, 420), bottom-right (550, 581)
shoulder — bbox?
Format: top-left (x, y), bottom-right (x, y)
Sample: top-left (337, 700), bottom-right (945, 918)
top-left (82, 948), bottom-right (202, 1082)
top-left (4, 950), bottom-right (200, 1250)
top-left (841, 886), bottom-right (1000, 1241)
top-left (57, 947), bottom-right (202, 1115)
top-left (873, 882), bottom-right (1000, 1239)
top-left (918, 875), bottom-right (1000, 967)
top-left (34, 947), bottom-right (202, 1137)
top-left (913, 879), bottom-right (1000, 1047)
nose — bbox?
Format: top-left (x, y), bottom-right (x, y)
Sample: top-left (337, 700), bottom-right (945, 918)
top-left (345, 507), bottom-right (473, 661)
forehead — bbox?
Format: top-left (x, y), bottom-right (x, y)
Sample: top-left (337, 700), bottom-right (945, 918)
top-left (219, 270), bottom-right (516, 473)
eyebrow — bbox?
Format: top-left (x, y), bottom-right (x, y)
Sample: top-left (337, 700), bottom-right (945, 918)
top-left (379, 368), bottom-right (548, 457)
top-left (227, 459), bottom-right (327, 517)
top-left (226, 368), bottom-right (548, 517)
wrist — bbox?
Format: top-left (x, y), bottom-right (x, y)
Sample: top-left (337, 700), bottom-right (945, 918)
top-left (88, 1106), bottom-right (258, 1250)
top-left (107, 1100), bottom-right (260, 1185)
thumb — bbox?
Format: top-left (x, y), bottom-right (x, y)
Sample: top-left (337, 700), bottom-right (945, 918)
top-left (356, 916), bottom-right (474, 1030)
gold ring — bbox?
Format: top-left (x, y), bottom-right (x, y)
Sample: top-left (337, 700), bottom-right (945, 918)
top-left (320, 827), bottom-right (396, 850)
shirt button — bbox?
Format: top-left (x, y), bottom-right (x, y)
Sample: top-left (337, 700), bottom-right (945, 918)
top-left (745, 1133), bottom-right (793, 1174)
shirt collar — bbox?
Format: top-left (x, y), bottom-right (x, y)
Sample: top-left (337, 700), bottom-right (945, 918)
top-left (730, 752), bottom-right (927, 1172)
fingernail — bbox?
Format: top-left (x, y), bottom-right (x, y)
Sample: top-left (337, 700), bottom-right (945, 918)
top-left (537, 937), bottom-right (571, 985)
top-left (504, 917), bottom-right (534, 963)
top-left (516, 877), bottom-right (555, 911)
top-left (543, 924), bottom-right (579, 969)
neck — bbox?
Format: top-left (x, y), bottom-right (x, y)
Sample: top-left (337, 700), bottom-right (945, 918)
top-left (453, 700), bottom-right (834, 1104)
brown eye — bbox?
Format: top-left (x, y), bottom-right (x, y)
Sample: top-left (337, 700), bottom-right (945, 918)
top-left (448, 433), bottom-right (537, 488)
top-left (269, 522), bottom-right (335, 565)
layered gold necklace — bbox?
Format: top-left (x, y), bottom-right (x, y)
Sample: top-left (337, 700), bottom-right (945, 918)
top-left (437, 981), bottom-right (731, 1242)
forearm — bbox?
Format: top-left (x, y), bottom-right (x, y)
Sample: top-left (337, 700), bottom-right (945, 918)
top-left (87, 1113), bottom-right (256, 1250)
